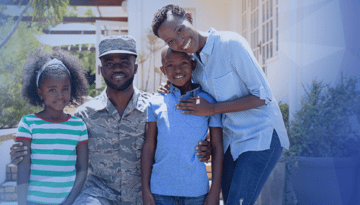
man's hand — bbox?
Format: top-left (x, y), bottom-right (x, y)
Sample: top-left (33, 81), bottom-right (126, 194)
top-left (155, 81), bottom-right (171, 94)
top-left (142, 191), bottom-right (156, 205)
top-left (10, 141), bottom-right (28, 165)
top-left (203, 191), bottom-right (220, 205)
top-left (196, 139), bottom-right (211, 162)
top-left (177, 96), bottom-right (215, 116)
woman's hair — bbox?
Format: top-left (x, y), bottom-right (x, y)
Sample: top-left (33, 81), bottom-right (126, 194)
top-left (152, 4), bottom-right (193, 38)
top-left (21, 49), bottom-right (88, 107)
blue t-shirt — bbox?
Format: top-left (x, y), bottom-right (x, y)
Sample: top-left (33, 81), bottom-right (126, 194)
top-left (147, 84), bottom-right (222, 197)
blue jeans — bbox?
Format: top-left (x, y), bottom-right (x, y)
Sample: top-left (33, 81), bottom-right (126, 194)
top-left (153, 194), bottom-right (207, 205)
top-left (221, 130), bottom-right (283, 205)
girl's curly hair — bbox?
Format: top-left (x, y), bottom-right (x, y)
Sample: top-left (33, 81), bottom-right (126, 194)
top-left (21, 49), bottom-right (88, 107)
top-left (151, 4), bottom-right (193, 38)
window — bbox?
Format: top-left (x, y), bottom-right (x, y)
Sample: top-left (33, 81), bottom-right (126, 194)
top-left (250, 0), bottom-right (260, 62)
top-left (243, 0), bottom-right (278, 75)
top-left (242, 0), bottom-right (247, 39)
top-left (261, 0), bottom-right (276, 61)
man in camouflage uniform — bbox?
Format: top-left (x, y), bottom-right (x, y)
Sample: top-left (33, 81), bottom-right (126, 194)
top-left (72, 35), bottom-right (149, 205)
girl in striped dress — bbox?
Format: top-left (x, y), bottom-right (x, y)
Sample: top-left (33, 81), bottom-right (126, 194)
top-left (15, 50), bottom-right (89, 205)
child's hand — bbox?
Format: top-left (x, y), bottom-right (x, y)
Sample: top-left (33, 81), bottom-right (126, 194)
top-left (143, 192), bottom-right (156, 205)
top-left (203, 192), bottom-right (219, 205)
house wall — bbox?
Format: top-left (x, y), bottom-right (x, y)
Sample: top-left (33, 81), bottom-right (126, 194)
top-left (128, 0), bottom-right (240, 92)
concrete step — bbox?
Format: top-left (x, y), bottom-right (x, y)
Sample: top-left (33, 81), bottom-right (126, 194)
top-left (5, 164), bottom-right (17, 182)
top-left (0, 181), bottom-right (17, 202)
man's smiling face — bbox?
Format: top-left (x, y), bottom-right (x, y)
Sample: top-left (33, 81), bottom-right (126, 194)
top-left (100, 53), bottom-right (138, 92)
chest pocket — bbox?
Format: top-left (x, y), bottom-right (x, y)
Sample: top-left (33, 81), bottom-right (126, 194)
top-left (213, 71), bottom-right (240, 102)
top-left (85, 117), bottom-right (121, 152)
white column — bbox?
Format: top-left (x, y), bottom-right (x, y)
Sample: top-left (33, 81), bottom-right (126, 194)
top-left (95, 20), bottom-right (102, 89)
top-left (288, 0), bottom-right (302, 120)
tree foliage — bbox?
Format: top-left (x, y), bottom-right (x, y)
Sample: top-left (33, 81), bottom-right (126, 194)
top-left (0, 21), bottom-right (51, 128)
top-left (286, 77), bottom-right (360, 157)
top-left (0, 0), bottom-right (69, 48)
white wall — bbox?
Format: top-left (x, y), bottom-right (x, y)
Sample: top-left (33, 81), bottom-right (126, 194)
top-left (128, 0), bottom-right (239, 92)
top-left (279, 0), bottom-right (360, 118)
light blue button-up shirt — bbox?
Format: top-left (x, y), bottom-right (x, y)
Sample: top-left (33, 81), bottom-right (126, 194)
top-left (192, 28), bottom-right (289, 160)
top-left (147, 84), bottom-right (222, 197)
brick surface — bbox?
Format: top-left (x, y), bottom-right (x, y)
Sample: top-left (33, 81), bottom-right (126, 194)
top-left (11, 173), bottom-right (17, 181)
top-left (10, 165), bottom-right (17, 173)
top-left (4, 192), bottom-right (17, 201)
top-left (6, 173), bottom-right (12, 181)
top-left (4, 186), bottom-right (15, 193)
top-left (0, 187), bottom-right (4, 193)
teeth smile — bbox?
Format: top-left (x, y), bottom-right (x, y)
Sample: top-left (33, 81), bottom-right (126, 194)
top-left (175, 75), bottom-right (184, 79)
top-left (183, 39), bottom-right (191, 50)
top-left (114, 75), bottom-right (125, 79)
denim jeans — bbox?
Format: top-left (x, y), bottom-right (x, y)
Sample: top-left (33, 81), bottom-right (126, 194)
top-left (221, 130), bottom-right (283, 205)
top-left (153, 194), bottom-right (207, 205)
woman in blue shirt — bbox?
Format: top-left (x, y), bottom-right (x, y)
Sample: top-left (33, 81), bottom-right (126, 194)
top-left (152, 4), bottom-right (290, 205)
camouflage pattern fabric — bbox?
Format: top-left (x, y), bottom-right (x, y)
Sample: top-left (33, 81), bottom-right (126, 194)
top-left (98, 35), bottom-right (137, 57)
top-left (73, 87), bottom-right (150, 205)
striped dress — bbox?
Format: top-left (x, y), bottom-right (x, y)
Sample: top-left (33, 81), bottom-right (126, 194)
top-left (15, 113), bottom-right (88, 205)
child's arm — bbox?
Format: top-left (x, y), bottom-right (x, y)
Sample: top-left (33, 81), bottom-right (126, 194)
top-left (61, 142), bottom-right (88, 205)
top-left (204, 127), bottom-right (223, 205)
top-left (141, 122), bottom-right (157, 205)
top-left (16, 138), bottom-right (31, 205)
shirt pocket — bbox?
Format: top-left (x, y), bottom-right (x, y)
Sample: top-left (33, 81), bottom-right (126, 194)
top-left (213, 71), bottom-right (240, 102)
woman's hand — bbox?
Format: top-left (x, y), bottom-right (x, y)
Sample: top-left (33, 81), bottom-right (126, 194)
top-left (10, 141), bottom-right (28, 165)
top-left (176, 96), bottom-right (215, 116)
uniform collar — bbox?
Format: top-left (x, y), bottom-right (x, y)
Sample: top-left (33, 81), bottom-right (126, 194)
top-left (94, 86), bottom-right (147, 113)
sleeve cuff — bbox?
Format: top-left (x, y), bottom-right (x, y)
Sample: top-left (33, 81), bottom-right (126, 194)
top-left (16, 137), bottom-right (31, 141)
top-left (77, 140), bottom-right (88, 145)
top-left (252, 86), bottom-right (272, 105)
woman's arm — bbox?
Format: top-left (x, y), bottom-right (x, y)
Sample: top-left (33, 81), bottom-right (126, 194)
top-left (16, 138), bottom-right (31, 205)
top-left (204, 127), bottom-right (223, 205)
top-left (141, 122), bottom-right (157, 205)
top-left (177, 94), bottom-right (265, 116)
top-left (61, 142), bottom-right (88, 205)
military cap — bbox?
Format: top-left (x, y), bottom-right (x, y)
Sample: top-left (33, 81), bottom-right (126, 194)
top-left (99, 35), bottom-right (137, 58)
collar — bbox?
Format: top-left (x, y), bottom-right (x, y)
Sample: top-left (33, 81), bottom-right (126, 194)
top-left (200, 27), bottom-right (217, 56)
top-left (94, 86), bottom-right (147, 113)
top-left (169, 83), bottom-right (201, 98)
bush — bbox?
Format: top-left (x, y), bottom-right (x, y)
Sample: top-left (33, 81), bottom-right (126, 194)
top-left (279, 102), bottom-right (289, 132)
top-left (286, 77), bottom-right (360, 158)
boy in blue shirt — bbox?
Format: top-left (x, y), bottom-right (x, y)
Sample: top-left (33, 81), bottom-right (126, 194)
top-left (141, 47), bottom-right (223, 205)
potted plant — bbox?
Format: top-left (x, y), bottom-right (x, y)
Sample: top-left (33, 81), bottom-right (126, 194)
top-left (285, 77), bottom-right (360, 205)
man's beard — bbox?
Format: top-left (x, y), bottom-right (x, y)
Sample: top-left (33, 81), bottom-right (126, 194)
top-left (104, 74), bottom-right (134, 91)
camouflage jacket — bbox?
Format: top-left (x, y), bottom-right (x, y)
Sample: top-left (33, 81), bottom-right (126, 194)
top-left (74, 87), bottom-right (150, 204)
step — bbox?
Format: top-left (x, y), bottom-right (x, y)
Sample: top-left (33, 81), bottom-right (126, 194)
top-left (0, 182), bottom-right (17, 202)
top-left (5, 164), bottom-right (16, 182)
